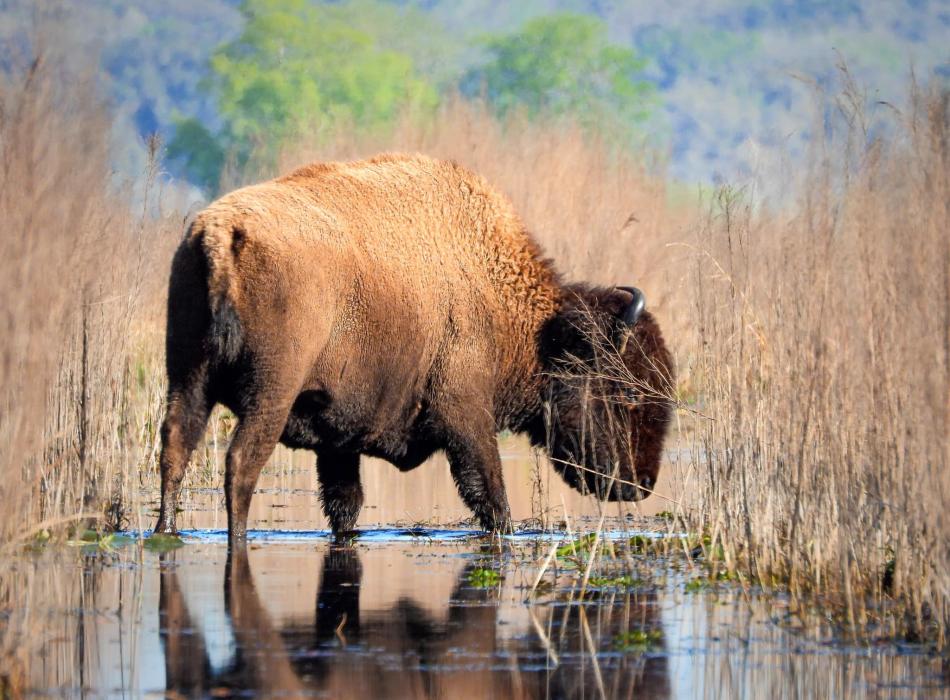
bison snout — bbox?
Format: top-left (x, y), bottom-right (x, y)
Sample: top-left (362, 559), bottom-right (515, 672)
top-left (604, 475), bottom-right (653, 502)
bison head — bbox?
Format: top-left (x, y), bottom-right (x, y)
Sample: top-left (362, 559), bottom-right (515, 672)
top-left (533, 285), bottom-right (674, 502)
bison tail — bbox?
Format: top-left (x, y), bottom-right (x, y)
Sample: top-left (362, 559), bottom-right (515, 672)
top-left (208, 295), bottom-right (243, 363)
top-left (197, 223), bottom-right (244, 363)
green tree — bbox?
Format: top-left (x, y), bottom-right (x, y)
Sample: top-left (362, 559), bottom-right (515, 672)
top-left (170, 0), bottom-right (438, 193)
top-left (166, 120), bottom-right (225, 194)
top-left (466, 13), bottom-right (655, 134)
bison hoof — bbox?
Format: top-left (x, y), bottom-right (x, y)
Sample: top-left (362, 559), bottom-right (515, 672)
top-left (331, 529), bottom-right (360, 543)
top-left (479, 515), bottom-right (514, 535)
top-left (153, 519), bottom-right (177, 535)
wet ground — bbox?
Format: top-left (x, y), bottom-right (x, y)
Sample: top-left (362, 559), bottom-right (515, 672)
top-left (15, 526), bottom-right (950, 698)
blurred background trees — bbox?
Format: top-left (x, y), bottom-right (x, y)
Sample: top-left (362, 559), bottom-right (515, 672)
top-left (1, 0), bottom-right (945, 194)
top-left (463, 13), bottom-right (655, 134)
top-left (168, 0), bottom-right (439, 191)
top-left (168, 1), bottom-right (658, 193)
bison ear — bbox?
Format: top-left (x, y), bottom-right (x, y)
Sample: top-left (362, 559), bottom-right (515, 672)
top-left (606, 286), bottom-right (645, 327)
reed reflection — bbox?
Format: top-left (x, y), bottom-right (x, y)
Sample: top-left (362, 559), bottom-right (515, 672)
top-left (159, 544), bottom-right (670, 698)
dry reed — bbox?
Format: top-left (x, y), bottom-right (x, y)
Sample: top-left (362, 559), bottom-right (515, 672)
top-left (685, 80), bottom-right (949, 644)
top-left (0, 52), bottom-right (183, 538)
top-left (0, 53), bottom-right (179, 685)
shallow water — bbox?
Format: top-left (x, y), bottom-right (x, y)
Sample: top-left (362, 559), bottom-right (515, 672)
top-left (14, 527), bottom-right (949, 698)
top-left (148, 436), bottom-right (692, 534)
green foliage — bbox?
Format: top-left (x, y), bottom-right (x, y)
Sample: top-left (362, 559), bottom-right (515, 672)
top-left (466, 13), bottom-right (655, 133)
top-left (144, 532), bottom-right (185, 552)
top-left (79, 528), bottom-right (100, 543)
top-left (613, 628), bottom-right (662, 652)
top-left (467, 567), bottom-right (502, 588)
top-left (684, 578), bottom-right (710, 593)
top-left (169, 0), bottom-right (438, 193)
top-left (587, 574), bottom-right (643, 589)
top-left (326, 0), bottom-right (464, 89)
top-left (166, 5), bottom-right (660, 192)
top-left (555, 533), bottom-right (600, 559)
top-left (166, 118), bottom-right (225, 194)
top-left (211, 0), bottom-right (435, 140)
top-left (65, 529), bottom-right (137, 553)
top-left (628, 534), bottom-right (663, 554)
top-left (636, 25), bottom-right (758, 76)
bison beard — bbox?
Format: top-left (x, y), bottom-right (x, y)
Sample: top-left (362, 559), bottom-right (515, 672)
top-left (152, 154), bottom-right (674, 539)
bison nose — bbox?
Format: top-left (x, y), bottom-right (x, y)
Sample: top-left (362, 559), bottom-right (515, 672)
top-left (607, 480), bottom-right (639, 502)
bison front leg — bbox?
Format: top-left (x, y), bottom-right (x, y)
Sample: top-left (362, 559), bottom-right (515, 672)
top-left (446, 429), bottom-right (512, 533)
top-left (316, 449), bottom-right (363, 535)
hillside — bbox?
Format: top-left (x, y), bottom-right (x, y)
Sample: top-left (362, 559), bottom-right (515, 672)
top-left (1, 0), bottom-right (946, 187)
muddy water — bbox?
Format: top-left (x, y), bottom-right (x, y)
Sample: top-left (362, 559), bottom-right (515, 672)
top-left (18, 528), bottom-right (949, 698)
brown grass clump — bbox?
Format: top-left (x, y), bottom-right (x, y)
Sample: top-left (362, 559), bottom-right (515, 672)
top-left (685, 82), bottom-right (949, 644)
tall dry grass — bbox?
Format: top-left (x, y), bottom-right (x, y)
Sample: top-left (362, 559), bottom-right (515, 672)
top-left (685, 82), bottom-right (949, 643)
top-left (0, 54), bottom-right (181, 686)
top-left (0, 55), bottom-right (179, 543)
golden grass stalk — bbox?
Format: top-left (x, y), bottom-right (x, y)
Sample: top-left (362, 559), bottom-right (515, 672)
top-left (684, 83), bottom-right (949, 644)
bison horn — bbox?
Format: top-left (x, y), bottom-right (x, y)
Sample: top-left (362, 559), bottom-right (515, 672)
top-left (617, 286), bottom-right (645, 326)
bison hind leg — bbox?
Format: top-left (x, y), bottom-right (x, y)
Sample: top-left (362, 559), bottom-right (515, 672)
top-left (155, 382), bottom-right (211, 534)
top-left (316, 449), bottom-right (363, 535)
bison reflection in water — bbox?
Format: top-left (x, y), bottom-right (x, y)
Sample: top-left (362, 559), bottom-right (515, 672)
top-left (159, 545), bottom-right (670, 699)
top-left (153, 154), bottom-right (674, 539)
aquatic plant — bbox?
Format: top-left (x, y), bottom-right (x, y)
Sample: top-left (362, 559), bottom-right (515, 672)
top-left (467, 567), bottom-right (502, 588)
top-left (143, 533), bottom-right (185, 553)
top-left (613, 628), bottom-right (662, 652)
top-left (587, 574), bottom-right (644, 589)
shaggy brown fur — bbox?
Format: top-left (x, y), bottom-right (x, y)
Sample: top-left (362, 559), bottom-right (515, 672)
top-left (153, 153), bottom-right (674, 539)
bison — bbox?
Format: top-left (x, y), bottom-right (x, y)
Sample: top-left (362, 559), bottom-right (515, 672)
top-left (153, 153), bottom-right (673, 539)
